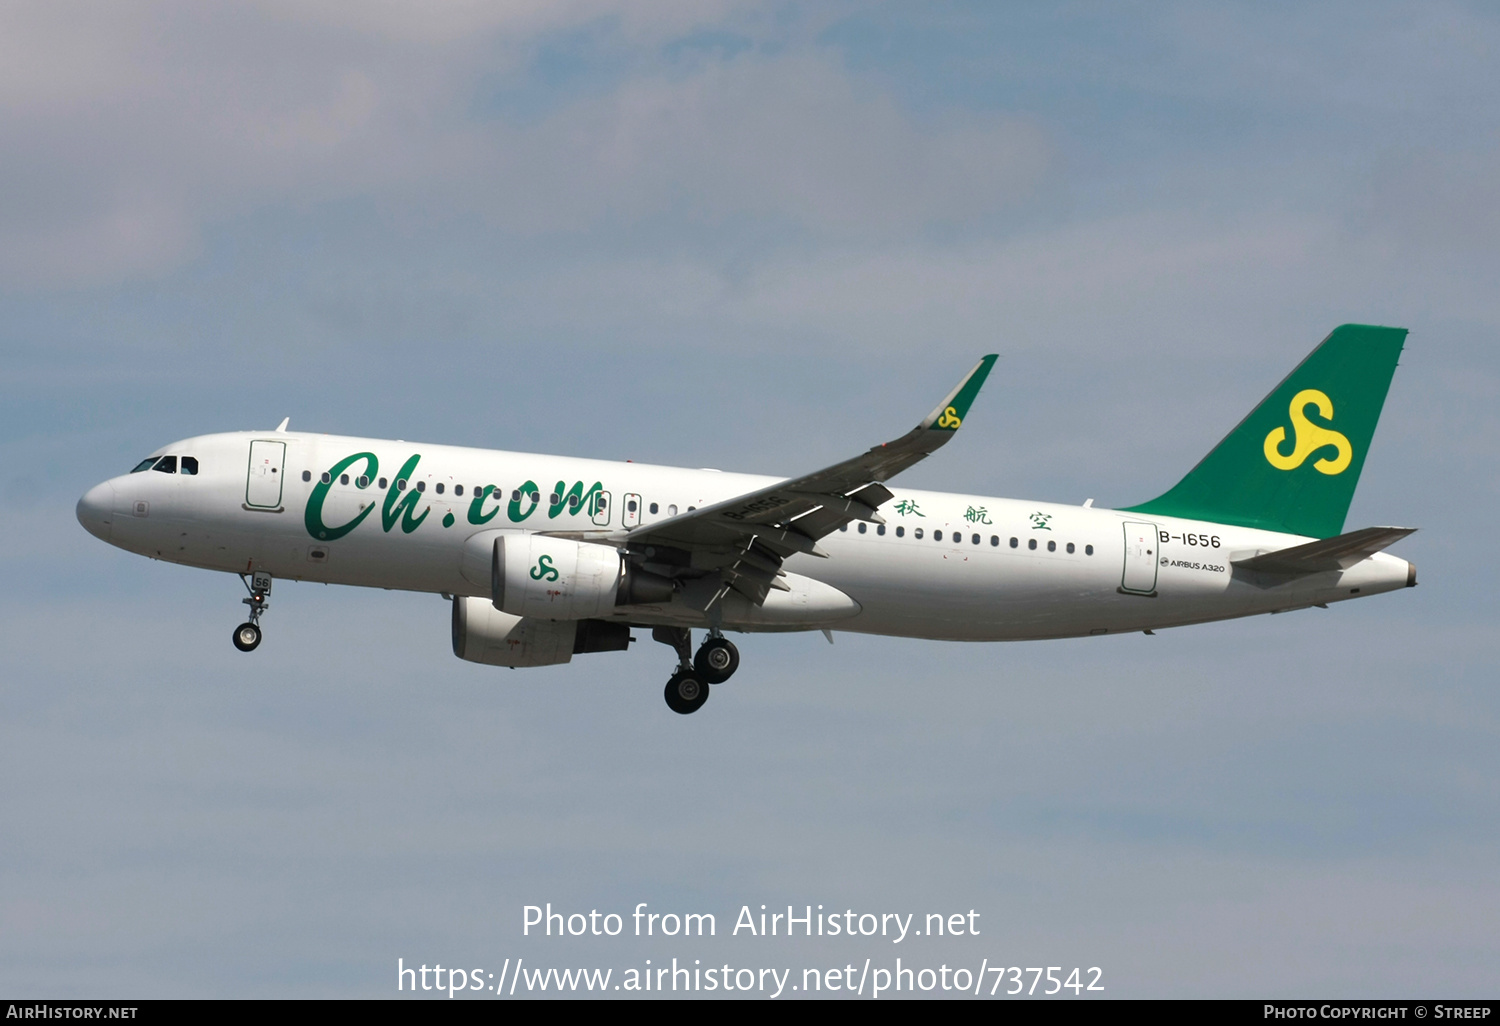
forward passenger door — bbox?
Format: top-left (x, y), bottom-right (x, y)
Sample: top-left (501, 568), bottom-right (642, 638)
top-left (245, 440), bottom-right (287, 510)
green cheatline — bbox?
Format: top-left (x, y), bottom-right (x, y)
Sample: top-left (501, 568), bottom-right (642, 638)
top-left (1122, 324), bottom-right (1407, 539)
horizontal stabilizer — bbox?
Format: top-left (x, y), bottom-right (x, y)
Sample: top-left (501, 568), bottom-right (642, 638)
top-left (1231, 526), bottom-right (1416, 575)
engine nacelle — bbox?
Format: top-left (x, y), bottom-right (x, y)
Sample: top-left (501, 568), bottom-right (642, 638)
top-left (451, 596), bottom-right (576, 667)
top-left (452, 596), bottom-right (634, 667)
top-left (492, 534), bottom-right (623, 619)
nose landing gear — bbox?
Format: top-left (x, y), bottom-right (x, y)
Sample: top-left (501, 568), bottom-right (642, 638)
top-left (233, 571), bottom-right (272, 652)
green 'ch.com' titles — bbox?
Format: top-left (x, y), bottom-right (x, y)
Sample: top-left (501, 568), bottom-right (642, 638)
top-left (304, 453), bottom-right (603, 541)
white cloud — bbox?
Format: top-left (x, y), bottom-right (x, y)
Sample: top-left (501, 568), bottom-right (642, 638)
top-left (0, 2), bottom-right (1051, 287)
top-left (250, 0), bottom-right (737, 46)
top-left (469, 54), bottom-right (1051, 235)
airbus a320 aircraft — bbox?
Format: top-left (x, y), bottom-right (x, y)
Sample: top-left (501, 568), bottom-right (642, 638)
top-left (78, 324), bottom-right (1416, 714)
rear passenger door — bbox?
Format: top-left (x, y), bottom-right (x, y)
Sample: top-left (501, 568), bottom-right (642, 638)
top-left (1120, 520), bottom-right (1159, 595)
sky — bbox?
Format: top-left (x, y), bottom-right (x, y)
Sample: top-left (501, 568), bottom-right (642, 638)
top-left (2, 0), bottom-right (1497, 999)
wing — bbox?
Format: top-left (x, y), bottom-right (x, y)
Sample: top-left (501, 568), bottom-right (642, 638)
top-left (591, 354), bottom-right (997, 609)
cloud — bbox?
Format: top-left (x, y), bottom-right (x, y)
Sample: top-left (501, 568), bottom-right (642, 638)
top-left (0, 2), bottom-right (1050, 288)
top-left (468, 53), bottom-right (1051, 235)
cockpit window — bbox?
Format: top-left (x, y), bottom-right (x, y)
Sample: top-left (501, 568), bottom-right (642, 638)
top-left (131, 458), bottom-right (159, 473)
top-left (180, 456), bottom-right (198, 475)
top-left (152, 455), bottom-right (178, 474)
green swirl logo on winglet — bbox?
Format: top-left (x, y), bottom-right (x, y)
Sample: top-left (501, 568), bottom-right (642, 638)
top-left (1263, 389), bottom-right (1352, 475)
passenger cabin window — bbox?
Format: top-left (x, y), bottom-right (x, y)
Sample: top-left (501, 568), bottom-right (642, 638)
top-left (1010, 537), bottom-right (1018, 548)
top-left (1028, 539), bottom-right (1037, 550)
top-left (131, 458), bottom-right (159, 473)
top-left (895, 526), bottom-right (904, 537)
top-left (379, 477), bottom-right (388, 489)
top-left (934, 530), bottom-right (943, 542)
top-left (153, 456), bottom-right (177, 474)
top-left (454, 484), bottom-right (463, 496)
top-left (1085, 544), bottom-right (1094, 556)
top-left (357, 476), bottom-right (369, 488)
top-left (1047, 540), bottom-right (1056, 552)
top-left (877, 524), bottom-right (885, 536)
top-left (340, 474), bottom-right (349, 485)
top-left (321, 472), bottom-right (332, 484)
top-left (972, 533), bottom-right (980, 545)
top-left (416, 481), bottom-right (426, 493)
top-left (1066, 542), bottom-right (1075, 554)
top-left (914, 528), bottom-right (924, 539)
top-left (180, 457), bottom-right (198, 475)
top-left (650, 502), bottom-right (659, 514)
top-left (302, 470), bottom-right (312, 482)
top-left (858, 522), bottom-right (867, 534)
top-left (435, 483), bottom-right (444, 495)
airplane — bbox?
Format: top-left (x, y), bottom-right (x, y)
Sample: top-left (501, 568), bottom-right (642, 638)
top-left (76, 324), bottom-right (1416, 714)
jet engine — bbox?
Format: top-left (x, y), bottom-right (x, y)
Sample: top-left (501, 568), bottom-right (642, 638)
top-left (491, 534), bottom-right (671, 620)
top-left (451, 596), bottom-right (632, 668)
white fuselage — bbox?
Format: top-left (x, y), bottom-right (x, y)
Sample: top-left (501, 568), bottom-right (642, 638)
top-left (77, 431), bottom-right (1414, 641)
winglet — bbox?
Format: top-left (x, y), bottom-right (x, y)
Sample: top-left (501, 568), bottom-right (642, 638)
top-left (919, 355), bottom-right (997, 433)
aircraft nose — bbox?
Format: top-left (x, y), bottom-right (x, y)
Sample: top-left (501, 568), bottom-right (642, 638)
top-left (77, 481), bottom-right (116, 541)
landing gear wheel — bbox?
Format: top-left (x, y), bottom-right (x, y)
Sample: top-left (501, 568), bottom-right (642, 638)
top-left (232, 622), bottom-right (262, 652)
top-left (694, 637), bottom-right (739, 684)
top-left (234, 571), bottom-right (271, 653)
top-left (664, 671), bottom-right (710, 715)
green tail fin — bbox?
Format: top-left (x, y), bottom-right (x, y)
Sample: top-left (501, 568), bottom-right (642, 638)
top-left (1121, 324), bottom-right (1407, 538)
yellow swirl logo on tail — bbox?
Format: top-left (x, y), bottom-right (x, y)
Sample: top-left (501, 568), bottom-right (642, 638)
top-left (1263, 389), bottom-right (1352, 475)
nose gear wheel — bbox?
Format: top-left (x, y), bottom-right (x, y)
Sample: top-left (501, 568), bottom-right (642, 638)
top-left (232, 622), bottom-right (262, 651)
top-left (233, 571), bottom-right (272, 653)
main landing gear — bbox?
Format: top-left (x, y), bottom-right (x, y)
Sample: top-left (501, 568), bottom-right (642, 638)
top-left (653, 627), bottom-right (740, 714)
top-left (232, 571), bottom-right (272, 652)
